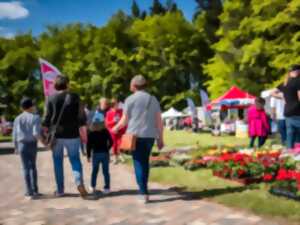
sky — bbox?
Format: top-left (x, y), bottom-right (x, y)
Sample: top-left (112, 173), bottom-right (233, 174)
top-left (0, 0), bottom-right (197, 38)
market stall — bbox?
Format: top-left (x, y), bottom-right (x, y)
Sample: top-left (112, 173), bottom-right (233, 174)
top-left (206, 86), bottom-right (256, 136)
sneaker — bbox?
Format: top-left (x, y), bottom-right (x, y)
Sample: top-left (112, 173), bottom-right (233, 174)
top-left (89, 186), bottom-right (96, 193)
top-left (33, 192), bottom-right (42, 197)
top-left (77, 185), bottom-right (88, 198)
top-left (103, 189), bottom-right (110, 195)
top-left (138, 195), bottom-right (149, 204)
top-left (24, 195), bottom-right (34, 201)
top-left (54, 191), bottom-right (65, 197)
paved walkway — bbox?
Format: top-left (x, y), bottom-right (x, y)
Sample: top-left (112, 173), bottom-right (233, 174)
top-left (0, 151), bottom-right (282, 225)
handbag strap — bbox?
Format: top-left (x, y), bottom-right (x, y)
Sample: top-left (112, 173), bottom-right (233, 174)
top-left (136, 94), bottom-right (152, 136)
top-left (52, 93), bottom-right (71, 130)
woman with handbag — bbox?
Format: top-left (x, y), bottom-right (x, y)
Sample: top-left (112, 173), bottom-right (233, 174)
top-left (42, 75), bottom-right (88, 198)
top-left (112, 75), bottom-right (164, 204)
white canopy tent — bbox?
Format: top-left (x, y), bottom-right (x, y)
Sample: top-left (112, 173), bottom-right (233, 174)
top-left (162, 107), bottom-right (185, 119)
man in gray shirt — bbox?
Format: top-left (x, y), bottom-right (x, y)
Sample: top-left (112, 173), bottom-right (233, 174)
top-left (113, 75), bottom-right (164, 203)
top-left (13, 97), bottom-right (41, 199)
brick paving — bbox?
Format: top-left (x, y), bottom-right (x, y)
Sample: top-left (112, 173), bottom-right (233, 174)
top-left (0, 150), bottom-right (283, 225)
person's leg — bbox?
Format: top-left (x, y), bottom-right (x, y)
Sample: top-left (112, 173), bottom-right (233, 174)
top-left (52, 139), bottom-right (65, 194)
top-left (19, 142), bottom-right (33, 196)
top-left (249, 136), bottom-right (256, 148)
top-left (286, 118), bottom-right (296, 149)
top-left (277, 120), bottom-right (287, 145)
top-left (111, 134), bottom-right (119, 163)
top-left (65, 138), bottom-right (84, 187)
top-left (28, 142), bottom-right (38, 194)
top-left (142, 139), bottom-right (155, 192)
top-left (258, 136), bottom-right (267, 148)
top-left (91, 153), bottom-right (100, 189)
top-left (132, 138), bottom-right (154, 195)
top-left (100, 153), bottom-right (110, 190)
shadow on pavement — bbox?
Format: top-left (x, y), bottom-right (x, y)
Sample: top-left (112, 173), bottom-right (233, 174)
top-left (148, 185), bottom-right (256, 204)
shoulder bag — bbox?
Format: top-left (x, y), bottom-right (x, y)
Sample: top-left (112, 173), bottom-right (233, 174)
top-left (120, 95), bottom-right (152, 151)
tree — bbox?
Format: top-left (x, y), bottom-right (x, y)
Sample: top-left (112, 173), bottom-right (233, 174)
top-left (131, 0), bottom-right (140, 18)
top-left (0, 34), bottom-right (40, 118)
top-left (150, 0), bottom-right (166, 15)
top-left (166, 0), bottom-right (178, 12)
top-left (204, 0), bottom-right (300, 98)
top-left (194, 0), bottom-right (222, 44)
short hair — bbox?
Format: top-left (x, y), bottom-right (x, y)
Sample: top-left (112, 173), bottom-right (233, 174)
top-left (54, 75), bottom-right (69, 91)
top-left (131, 75), bottom-right (147, 90)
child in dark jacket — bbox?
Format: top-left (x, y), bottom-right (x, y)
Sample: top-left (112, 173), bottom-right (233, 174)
top-left (87, 118), bottom-right (113, 194)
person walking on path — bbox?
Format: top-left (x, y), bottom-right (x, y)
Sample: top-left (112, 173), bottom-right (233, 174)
top-left (87, 98), bottom-right (110, 126)
top-left (13, 97), bottom-right (42, 200)
top-left (112, 75), bottom-right (164, 203)
top-left (105, 98), bottom-right (126, 164)
top-left (270, 95), bottom-right (286, 145)
top-left (87, 116), bottom-right (113, 194)
top-left (42, 75), bottom-right (88, 198)
top-left (248, 97), bottom-right (270, 148)
top-left (273, 65), bottom-right (300, 150)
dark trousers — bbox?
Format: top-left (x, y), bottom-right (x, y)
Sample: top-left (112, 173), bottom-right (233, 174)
top-left (277, 119), bottom-right (287, 145)
top-left (132, 138), bottom-right (155, 195)
top-left (249, 136), bottom-right (267, 148)
top-left (18, 141), bottom-right (38, 196)
top-left (91, 152), bottom-right (110, 189)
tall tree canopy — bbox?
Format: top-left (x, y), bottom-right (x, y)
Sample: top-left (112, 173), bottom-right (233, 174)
top-left (204, 0), bottom-right (300, 98)
top-left (1, 0), bottom-right (300, 118)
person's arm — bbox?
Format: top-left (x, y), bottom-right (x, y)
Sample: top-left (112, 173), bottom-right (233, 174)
top-left (270, 98), bottom-right (276, 120)
top-left (12, 118), bottom-right (18, 153)
top-left (33, 115), bottom-right (42, 141)
top-left (86, 133), bottom-right (92, 162)
top-left (156, 112), bottom-right (164, 150)
top-left (42, 98), bottom-right (53, 129)
top-left (107, 130), bottom-right (113, 150)
top-left (78, 99), bottom-right (88, 143)
top-left (112, 113), bottom-right (128, 134)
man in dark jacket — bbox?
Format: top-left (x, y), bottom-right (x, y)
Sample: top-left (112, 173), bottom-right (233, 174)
top-left (43, 75), bottom-right (88, 198)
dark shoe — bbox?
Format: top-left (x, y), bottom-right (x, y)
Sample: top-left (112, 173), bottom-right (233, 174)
top-left (77, 185), bottom-right (88, 198)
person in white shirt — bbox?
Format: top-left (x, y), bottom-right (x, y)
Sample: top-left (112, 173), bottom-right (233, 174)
top-left (270, 96), bottom-right (286, 145)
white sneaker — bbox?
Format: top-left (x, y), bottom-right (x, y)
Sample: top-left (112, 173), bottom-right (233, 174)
top-left (103, 189), bottom-right (110, 194)
top-left (138, 195), bottom-right (149, 204)
top-left (89, 186), bottom-right (96, 193)
top-left (24, 195), bottom-right (34, 200)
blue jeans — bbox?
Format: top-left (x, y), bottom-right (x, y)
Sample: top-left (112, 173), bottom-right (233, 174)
top-left (132, 138), bottom-right (155, 195)
top-left (91, 152), bottom-right (110, 189)
top-left (286, 117), bottom-right (300, 149)
top-left (18, 141), bottom-right (38, 196)
top-left (52, 138), bottom-right (83, 194)
top-left (277, 119), bottom-right (287, 145)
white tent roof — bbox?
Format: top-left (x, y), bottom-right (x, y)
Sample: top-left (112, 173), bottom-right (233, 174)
top-left (162, 107), bottom-right (184, 119)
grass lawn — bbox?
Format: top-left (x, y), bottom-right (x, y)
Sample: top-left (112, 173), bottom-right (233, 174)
top-left (0, 134), bottom-right (12, 142)
top-left (150, 167), bottom-right (300, 225)
top-left (164, 130), bottom-right (252, 148)
top-left (149, 131), bottom-right (299, 224)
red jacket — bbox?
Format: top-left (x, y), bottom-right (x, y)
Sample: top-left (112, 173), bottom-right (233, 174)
top-left (105, 108), bottom-right (126, 135)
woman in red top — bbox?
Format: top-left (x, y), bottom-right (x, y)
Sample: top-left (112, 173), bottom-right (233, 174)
top-left (105, 98), bottom-right (126, 163)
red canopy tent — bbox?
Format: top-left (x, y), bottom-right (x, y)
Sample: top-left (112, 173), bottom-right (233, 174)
top-left (207, 86), bottom-right (256, 110)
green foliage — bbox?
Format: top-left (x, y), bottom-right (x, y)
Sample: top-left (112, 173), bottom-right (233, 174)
top-left (204, 0), bottom-right (300, 98)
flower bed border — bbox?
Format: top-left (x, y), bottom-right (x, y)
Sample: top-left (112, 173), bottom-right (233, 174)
top-left (269, 188), bottom-right (300, 201)
top-left (213, 171), bottom-right (262, 185)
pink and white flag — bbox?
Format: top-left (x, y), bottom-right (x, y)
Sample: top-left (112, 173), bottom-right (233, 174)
top-left (39, 58), bottom-right (61, 96)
